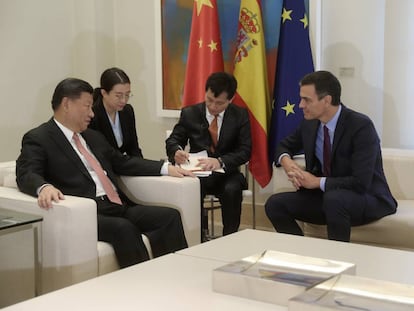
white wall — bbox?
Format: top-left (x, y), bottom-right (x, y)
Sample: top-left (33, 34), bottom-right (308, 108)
top-left (320, 0), bottom-right (385, 137)
top-left (0, 0), bottom-right (118, 161)
top-left (382, 0), bottom-right (414, 149)
top-left (318, 0), bottom-right (414, 150)
top-left (0, 0), bottom-right (177, 162)
top-left (1, 0), bottom-right (76, 161)
top-left (112, 0), bottom-right (178, 159)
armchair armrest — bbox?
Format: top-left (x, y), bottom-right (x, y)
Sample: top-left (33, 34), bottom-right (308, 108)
top-left (118, 176), bottom-right (200, 246)
top-left (0, 187), bottom-right (98, 294)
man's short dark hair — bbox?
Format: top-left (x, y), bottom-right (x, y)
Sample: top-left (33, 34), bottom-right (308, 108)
top-left (51, 78), bottom-right (93, 110)
top-left (205, 72), bottom-right (238, 100)
top-left (300, 70), bottom-right (341, 106)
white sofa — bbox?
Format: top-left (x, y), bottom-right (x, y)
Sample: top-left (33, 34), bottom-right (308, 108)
top-left (0, 161), bottom-right (200, 294)
top-left (273, 148), bottom-right (414, 250)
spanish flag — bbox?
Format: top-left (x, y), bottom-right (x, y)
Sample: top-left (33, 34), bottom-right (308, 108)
top-left (182, 0), bottom-right (224, 107)
top-left (232, 0), bottom-right (272, 187)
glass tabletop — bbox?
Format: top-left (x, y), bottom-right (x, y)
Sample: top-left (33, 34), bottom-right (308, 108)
top-left (0, 207), bottom-right (43, 230)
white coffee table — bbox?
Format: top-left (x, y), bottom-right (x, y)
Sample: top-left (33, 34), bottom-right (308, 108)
top-left (5, 229), bottom-right (414, 310)
top-left (177, 229), bottom-right (414, 285)
top-left (3, 253), bottom-right (282, 311)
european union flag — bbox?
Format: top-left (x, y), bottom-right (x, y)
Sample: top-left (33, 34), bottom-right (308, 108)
top-left (268, 0), bottom-right (314, 164)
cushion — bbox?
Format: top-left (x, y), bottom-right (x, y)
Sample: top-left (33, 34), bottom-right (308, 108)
top-left (0, 161), bottom-right (16, 188)
top-left (97, 242), bottom-right (119, 276)
top-left (3, 174), bottom-right (17, 188)
top-left (97, 234), bottom-right (153, 276)
top-left (351, 200), bottom-right (414, 250)
top-left (303, 200), bottom-right (414, 250)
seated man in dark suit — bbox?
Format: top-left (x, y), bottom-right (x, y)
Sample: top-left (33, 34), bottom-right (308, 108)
top-left (16, 78), bottom-right (194, 268)
top-left (265, 70), bottom-right (397, 242)
top-left (166, 72), bottom-right (252, 238)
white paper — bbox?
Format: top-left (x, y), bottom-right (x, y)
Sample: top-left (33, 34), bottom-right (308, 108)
top-left (180, 150), bottom-right (224, 176)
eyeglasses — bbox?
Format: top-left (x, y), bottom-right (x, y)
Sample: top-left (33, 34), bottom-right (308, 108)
top-left (114, 93), bottom-right (133, 101)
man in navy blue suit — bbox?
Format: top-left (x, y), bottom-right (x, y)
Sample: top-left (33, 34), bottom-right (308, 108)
top-left (265, 70), bottom-right (397, 242)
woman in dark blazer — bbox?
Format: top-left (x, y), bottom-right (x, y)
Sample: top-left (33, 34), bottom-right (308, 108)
top-left (89, 67), bottom-right (143, 157)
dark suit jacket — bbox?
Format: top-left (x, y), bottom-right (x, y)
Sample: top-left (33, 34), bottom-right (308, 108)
top-left (89, 99), bottom-right (143, 157)
top-left (275, 105), bottom-right (397, 220)
top-left (166, 102), bottom-right (251, 174)
top-left (16, 119), bottom-right (162, 201)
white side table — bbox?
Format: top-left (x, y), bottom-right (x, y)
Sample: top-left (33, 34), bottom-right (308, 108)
top-left (0, 207), bottom-right (42, 308)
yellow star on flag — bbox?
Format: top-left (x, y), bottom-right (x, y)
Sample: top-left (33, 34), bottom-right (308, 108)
top-left (195, 0), bottom-right (213, 16)
top-left (197, 38), bottom-right (203, 48)
top-left (207, 40), bottom-right (218, 52)
top-left (300, 14), bottom-right (309, 29)
top-left (282, 100), bottom-right (295, 116)
top-left (281, 7), bottom-right (293, 23)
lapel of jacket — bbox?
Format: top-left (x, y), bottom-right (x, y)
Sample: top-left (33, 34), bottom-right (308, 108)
top-left (216, 104), bottom-right (234, 149)
top-left (303, 119), bottom-right (320, 171)
top-left (97, 100), bottom-right (119, 147)
top-left (199, 103), bottom-right (209, 127)
top-left (198, 103), bottom-right (210, 144)
top-left (46, 119), bottom-right (93, 180)
top-left (331, 104), bottom-right (347, 157)
top-left (118, 106), bottom-right (131, 147)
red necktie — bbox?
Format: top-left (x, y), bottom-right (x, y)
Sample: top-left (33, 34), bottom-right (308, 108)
top-left (73, 133), bottom-right (122, 205)
top-left (209, 115), bottom-right (218, 152)
top-left (323, 125), bottom-right (331, 176)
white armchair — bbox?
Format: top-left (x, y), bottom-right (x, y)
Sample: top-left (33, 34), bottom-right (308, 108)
top-left (0, 161), bottom-right (200, 294)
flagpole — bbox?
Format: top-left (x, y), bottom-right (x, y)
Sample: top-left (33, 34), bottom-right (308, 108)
top-left (252, 177), bottom-right (256, 229)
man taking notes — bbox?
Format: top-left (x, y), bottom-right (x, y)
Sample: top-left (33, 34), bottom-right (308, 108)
top-left (166, 72), bottom-right (251, 239)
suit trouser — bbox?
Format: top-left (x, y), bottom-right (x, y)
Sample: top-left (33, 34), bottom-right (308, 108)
top-left (199, 172), bottom-right (244, 236)
top-left (265, 188), bottom-right (385, 242)
top-left (96, 197), bottom-right (188, 268)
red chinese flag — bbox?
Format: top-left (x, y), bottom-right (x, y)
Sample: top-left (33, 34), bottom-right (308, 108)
top-left (232, 0), bottom-right (272, 187)
top-left (182, 0), bottom-right (224, 107)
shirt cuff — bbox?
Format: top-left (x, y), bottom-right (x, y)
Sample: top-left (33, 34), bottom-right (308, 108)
top-left (160, 162), bottom-right (169, 175)
top-left (320, 177), bottom-right (326, 192)
top-left (37, 183), bottom-right (52, 196)
top-left (277, 153), bottom-right (290, 165)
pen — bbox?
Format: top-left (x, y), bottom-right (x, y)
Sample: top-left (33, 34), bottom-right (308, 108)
top-left (178, 145), bottom-right (190, 164)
